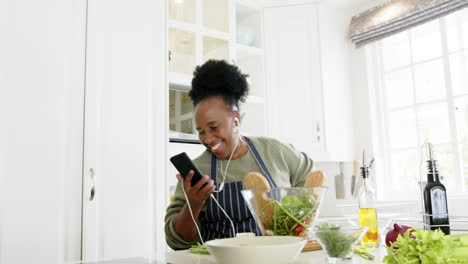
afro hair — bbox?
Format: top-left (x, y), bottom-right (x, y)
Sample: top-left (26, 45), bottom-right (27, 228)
top-left (189, 60), bottom-right (249, 109)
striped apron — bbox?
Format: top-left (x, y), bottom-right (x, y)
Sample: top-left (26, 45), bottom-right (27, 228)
top-left (201, 137), bottom-right (278, 241)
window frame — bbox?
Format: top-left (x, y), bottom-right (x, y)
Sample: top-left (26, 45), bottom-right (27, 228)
top-left (369, 13), bottom-right (468, 201)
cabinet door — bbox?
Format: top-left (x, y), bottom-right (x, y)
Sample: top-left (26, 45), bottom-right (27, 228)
top-left (82, 0), bottom-right (159, 260)
top-left (264, 5), bottom-right (326, 158)
top-left (0, 0), bottom-right (86, 263)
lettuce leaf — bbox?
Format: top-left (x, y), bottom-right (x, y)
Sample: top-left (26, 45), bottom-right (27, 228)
top-left (383, 229), bottom-right (468, 264)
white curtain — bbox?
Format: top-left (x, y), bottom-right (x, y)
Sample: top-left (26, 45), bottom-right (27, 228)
top-left (349, 0), bottom-right (468, 46)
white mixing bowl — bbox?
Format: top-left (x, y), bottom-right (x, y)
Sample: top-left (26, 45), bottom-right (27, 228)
top-left (204, 236), bottom-right (307, 264)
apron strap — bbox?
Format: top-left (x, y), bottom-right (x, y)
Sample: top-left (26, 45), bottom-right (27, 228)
top-left (209, 137), bottom-right (276, 187)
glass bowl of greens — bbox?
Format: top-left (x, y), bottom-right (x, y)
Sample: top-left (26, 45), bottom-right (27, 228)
top-left (241, 187), bottom-right (327, 239)
top-left (312, 219), bottom-right (368, 263)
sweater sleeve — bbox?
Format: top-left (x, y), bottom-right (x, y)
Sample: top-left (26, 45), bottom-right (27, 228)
top-left (164, 181), bottom-right (201, 250)
top-left (279, 140), bottom-right (315, 187)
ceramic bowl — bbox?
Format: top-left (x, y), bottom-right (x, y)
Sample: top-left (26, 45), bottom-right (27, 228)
top-left (204, 236), bottom-right (307, 264)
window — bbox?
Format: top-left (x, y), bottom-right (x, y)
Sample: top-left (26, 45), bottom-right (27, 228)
top-left (371, 8), bottom-right (468, 200)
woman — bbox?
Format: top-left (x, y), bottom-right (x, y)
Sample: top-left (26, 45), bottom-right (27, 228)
top-left (164, 60), bottom-right (315, 250)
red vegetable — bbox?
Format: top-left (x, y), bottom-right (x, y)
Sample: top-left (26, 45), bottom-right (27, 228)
top-left (385, 223), bottom-right (414, 247)
top-left (293, 224), bottom-right (304, 235)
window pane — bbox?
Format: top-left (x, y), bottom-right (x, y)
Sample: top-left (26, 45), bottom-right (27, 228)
top-left (431, 144), bottom-right (456, 192)
top-left (203, 0), bottom-right (229, 32)
top-left (381, 31), bottom-right (410, 70)
top-left (203, 36), bottom-right (229, 62)
top-left (445, 8), bottom-right (468, 51)
top-left (169, 0), bottom-right (196, 24)
top-left (454, 96), bottom-right (468, 142)
top-left (388, 109), bottom-right (418, 149)
top-left (462, 8), bottom-right (468, 50)
top-left (181, 119), bottom-right (194, 134)
top-left (411, 20), bottom-right (442, 62)
top-left (414, 59), bottom-right (446, 103)
top-left (169, 28), bottom-right (196, 75)
top-left (390, 149), bottom-right (420, 198)
top-left (180, 92), bottom-right (193, 115)
top-left (449, 51), bottom-right (468, 96)
top-left (416, 103), bottom-right (451, 145)
top-left (169, 90), bottom-right (195, 134)
top-left (384, 68), bottom-right (414, 109)
top-left (460, 141), bottom-right (468, 191)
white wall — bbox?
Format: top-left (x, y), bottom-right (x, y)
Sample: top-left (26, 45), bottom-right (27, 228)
top-left (317, 3), bottom-right (355, 161)
top-left (0, 0), bottom-right (86, 263)
top-left (154, 0), bottom-right (168, 260)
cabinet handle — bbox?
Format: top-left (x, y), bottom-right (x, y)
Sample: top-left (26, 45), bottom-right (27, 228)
top-left (89, 168), bottom-right (96, 201)
top-left (316, 122), bottom-right (320, 142)
top-left (168, 50), bottom-right (171, 61)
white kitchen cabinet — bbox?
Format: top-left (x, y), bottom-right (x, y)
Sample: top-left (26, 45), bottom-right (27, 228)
top-left (1, 0), bottom-right (167, 263)
top-left (82, 0), bottom-right (165, 261)
top-left (263, 3), bottom-right (354, 161)
top-left (0, 0), bottom-right (86, 263)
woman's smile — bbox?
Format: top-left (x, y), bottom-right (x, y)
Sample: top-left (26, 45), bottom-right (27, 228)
top-left (210, 141), bottom-right (223, 153)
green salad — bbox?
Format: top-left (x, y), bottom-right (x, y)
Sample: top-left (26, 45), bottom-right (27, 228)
top-left (314, 223), bottom-right (357, 258)
top-left (262, 191), bottom-right (319, 237)
top-left (189, 243), bottom-right (210, 255)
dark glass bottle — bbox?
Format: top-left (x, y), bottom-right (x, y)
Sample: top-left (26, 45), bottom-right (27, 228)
top-left (423, 143), bottom-right (450, 234)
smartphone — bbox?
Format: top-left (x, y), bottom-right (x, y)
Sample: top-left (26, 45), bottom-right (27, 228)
top-left (170, 152), bottom-right (204, 187)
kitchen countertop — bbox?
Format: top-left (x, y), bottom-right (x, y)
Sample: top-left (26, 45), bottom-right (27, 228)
top-left (76, 247), bottom-right (386, 264)
top-left (165, 247), bottom-right (386, 264)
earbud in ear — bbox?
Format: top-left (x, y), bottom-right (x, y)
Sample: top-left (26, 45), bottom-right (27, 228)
top-left (233, 117), bottom-right (240, 133)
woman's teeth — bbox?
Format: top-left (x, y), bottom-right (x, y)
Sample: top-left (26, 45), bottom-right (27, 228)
top-left (211, 142), bottom-right (222, 151)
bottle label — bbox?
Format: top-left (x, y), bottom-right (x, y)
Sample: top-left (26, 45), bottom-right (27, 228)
top-left (430, 188), bottom-right (447, 221)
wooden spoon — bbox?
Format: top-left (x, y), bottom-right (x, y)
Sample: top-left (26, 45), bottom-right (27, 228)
top-left (243, 172), bottom-right (274, 228)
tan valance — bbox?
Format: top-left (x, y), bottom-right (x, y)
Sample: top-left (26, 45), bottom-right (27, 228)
top-left (349, 0), bottom-right (468, 47)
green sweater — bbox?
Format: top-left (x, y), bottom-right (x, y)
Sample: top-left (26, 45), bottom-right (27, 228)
top-left (164, 136), bottom-right (315, 250)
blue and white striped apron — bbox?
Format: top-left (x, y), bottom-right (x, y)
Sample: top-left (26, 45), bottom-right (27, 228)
top-left (201, 137), bottom-right (278, 241)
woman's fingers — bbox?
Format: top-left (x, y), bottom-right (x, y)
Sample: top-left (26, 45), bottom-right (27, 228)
top-left (200, 180), bottom-right (215, 196)
top-left (183, 170), bottom-right (195, 189)
top-left (193, 175), bottom-right (210, 190)
top-left (176, 174), bottom-right (183, 182)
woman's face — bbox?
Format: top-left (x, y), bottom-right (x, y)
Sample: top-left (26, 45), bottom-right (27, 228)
top-left (194, 96), bottom-right (240, 160)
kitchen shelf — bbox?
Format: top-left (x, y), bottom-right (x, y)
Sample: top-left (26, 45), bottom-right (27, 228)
top-left (236, 43), bottom-right (264, 58)
top-left (168, 72), bottom-right (192, 90)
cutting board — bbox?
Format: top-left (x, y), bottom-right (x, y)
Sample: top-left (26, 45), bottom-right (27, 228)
top-left (302, 241), bottom-right (322, 252)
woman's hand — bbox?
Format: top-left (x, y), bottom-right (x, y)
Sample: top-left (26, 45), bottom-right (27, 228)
top-left (177, 170), bottom-right (215, 209)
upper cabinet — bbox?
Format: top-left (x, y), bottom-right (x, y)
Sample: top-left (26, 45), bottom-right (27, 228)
top-left (264, 3), bottom-right (354, 161)
top-left (167, 0), bottom-right (267, 139)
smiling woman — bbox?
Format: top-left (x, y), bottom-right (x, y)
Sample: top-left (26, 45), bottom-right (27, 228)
top-left (164, 60), bottom-right (317, 250)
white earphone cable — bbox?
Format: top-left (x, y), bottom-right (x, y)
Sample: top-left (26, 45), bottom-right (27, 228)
top-left (182, 135), bottom-right (243, 242)
top-left (210, 193), bottom-right (236, 237)
top-left (181, 184), bottom-right (205, 244)
top-left (214, 135), bottom-right (240, 193)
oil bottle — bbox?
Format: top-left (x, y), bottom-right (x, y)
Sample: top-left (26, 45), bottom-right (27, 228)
top-left (357, 151), bottom-right (379, 246)
top-left (423, 143), bottom-right (450, 234)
